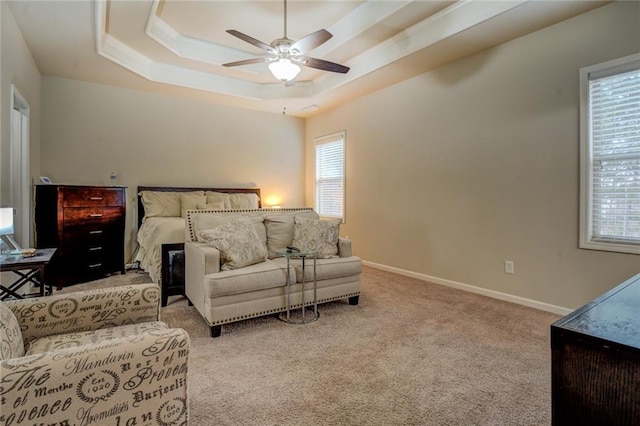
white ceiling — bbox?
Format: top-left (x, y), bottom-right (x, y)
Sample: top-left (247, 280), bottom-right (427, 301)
top-left (8, 0), bottom-right (609, 117)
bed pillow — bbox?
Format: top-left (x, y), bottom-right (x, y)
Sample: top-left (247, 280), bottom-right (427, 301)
top-left (196, 202), bottom-right (226, 210)
top-left (0, 301), bottom-right (24, 360)
top-left (199, 218), bottom-right (267, 270)
top-left (263, 211), bottom-right (320, 259)
top-left (140, 191), bottom-right (181, 218)
top-left (229, 193), bottom-right (260, 209)
top-left (205, 192), bottom-right (232, 209)
top-left (291, 216), bottom-right (341, 259)
top-left (180, 191), bottom-right (206, 218)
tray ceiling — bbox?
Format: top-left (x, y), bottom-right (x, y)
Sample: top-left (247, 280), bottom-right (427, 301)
top-left (8, 0), bottom-right (609, 117)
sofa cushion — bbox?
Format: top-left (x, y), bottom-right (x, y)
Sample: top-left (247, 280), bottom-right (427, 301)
top-left (25, 321), bottom-right (168, 355)
top-left (199, 218), bottom-right (268, 271)
top-left (291, 216), bottom-right (341, 259)
top-left (264, 211), bottom-right (320, 259)
top-left (272, 256), bottom-right (362, 282)
top-left (0, 301), bottom-right (24, 360)
top-left (204, 260), bottom-right (288, 297)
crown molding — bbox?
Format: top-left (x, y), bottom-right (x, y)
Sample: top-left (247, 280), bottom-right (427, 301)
top-left (95, 0), bottom-right (527, 105)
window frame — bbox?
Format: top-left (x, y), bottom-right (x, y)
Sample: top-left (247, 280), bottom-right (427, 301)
top-left (579, 53), bottom-right (640, 255)
top-left (313, 131), bottom-right (346, 223)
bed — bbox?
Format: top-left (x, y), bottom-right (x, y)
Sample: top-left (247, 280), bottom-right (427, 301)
top-left (136, 186), bottom-right (261, 306)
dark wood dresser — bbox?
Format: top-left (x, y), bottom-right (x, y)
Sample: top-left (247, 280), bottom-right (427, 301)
top-left (551, 273), bottom-right (640, 426)
top-left (35, 185), bottom-right (126, 288)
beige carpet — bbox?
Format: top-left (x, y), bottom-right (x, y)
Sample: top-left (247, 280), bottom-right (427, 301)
top-left (58, 266), bottom-right (559, 425)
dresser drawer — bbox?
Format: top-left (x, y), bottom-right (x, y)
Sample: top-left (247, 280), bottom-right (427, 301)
top-left (62, 225), bottom-right (117, 245)
top-left (63, 207), bottom-right (123, 226)
top-left (62, 187), bottom-right (124, 207)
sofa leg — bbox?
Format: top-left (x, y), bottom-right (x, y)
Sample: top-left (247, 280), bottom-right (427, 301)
top-left (210, 325), bottom-right (222, 338)
top-left (187, 298), bottom-right (193, 307)
top-left (349, 295), bottom-right (360, 306)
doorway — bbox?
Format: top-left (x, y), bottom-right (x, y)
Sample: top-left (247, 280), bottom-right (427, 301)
top-left (10, 84), bottom-right (30, 248)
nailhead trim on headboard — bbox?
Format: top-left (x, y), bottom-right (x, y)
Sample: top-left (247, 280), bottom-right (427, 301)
top-left (185, 207), bottom-right (314, 242)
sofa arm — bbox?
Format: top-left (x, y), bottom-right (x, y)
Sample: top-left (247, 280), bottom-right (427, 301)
top-left (185, 242), bottom-right (221, 276)
top-left (6, 284), bottom-right (161, 343)
top-left (338, 237), bottom-right (352, 257)
top-left (0, 327), bottom-right (189, 426)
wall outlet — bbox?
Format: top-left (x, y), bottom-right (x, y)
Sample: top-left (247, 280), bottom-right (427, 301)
top-left (505, 260), bottom-right (515, 274)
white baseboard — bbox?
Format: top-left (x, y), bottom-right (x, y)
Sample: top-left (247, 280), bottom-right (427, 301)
top-left (363, 261), bottom-right (573, 316)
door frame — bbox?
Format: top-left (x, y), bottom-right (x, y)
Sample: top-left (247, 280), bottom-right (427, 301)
top-left (10, 84), bottom-right (31, 247)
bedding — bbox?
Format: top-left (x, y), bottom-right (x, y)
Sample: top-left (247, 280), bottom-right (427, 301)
top-left (135, 187), bottom-right (262, 288)
top-left (136, 217), bottom-right (185, 284)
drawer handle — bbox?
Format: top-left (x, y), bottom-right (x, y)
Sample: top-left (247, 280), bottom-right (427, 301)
top-left (89, 230), bottom-right (103, 235)
top-left (89, 247), bottom-right (103, 251)
top-left (88, 263), bottom-right (102, 268)
top-left (89, 214), bottom-right (103, 218)
top-left (89, 197), bottom-right (103, 201)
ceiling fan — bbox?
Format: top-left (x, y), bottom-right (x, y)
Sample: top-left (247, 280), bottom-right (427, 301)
top-left (222, 0), bottom-right (350, 84)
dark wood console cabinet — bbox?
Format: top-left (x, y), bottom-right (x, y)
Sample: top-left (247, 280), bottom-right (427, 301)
top-left (551, 273), bottom-right (640, 426)
top-left (35, 185), bottom-right (126, 288)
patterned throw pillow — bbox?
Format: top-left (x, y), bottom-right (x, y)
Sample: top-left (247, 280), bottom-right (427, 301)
top-left (199, 218), bottom-right (268, 270)
top-left (291, 216), bottom-right (341, 259)
top-left (0, 301), bottom-right (24, 360)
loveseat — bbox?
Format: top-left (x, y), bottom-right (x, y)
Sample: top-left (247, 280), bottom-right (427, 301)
top-left (184, 208), bottom-right (362, 337)
top-left (0, 284), bottom-right (189, 425)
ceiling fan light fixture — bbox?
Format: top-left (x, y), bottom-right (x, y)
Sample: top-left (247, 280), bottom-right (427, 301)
top-left (268, 58), bottom-right (301, 82)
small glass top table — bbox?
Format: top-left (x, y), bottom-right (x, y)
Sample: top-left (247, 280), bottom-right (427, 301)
top-left (275, 248), bottom-right (319, 324)
top-left (0, 248), bottom-right (57, 300)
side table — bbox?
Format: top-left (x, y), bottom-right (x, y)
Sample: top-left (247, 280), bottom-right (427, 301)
top-left (275, 248), bottom-right (318, 324)
top-left (0, 248), bottom-right (57, 300)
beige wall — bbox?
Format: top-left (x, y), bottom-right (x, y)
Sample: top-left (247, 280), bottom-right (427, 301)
top-left (306, 1), bottom-right (640, 311)
top-left (41, 76), bottom-right (306, 259)
top-left (0, 2), bottom-right (41, 216)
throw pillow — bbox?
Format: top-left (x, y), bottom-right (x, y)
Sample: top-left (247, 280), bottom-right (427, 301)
top-left (263, 211), bottom-right (319, 259)
top-left (291, 216), bottom-right (341, 259)
top-left (192, 214), bottom-right (266, 245)
top-left (199, 218), bottom-right (268, 270)
top-left (0, 301), bottom-right (24, 360)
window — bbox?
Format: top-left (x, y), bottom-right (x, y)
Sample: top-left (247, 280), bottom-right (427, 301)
top-left (580, 53), bottom-right (640, 254)
top-left (314, 131), bottom-right (345, 221)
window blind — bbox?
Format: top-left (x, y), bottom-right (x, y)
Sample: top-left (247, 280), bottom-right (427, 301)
top-left (589, 67), bottom-right (640, 245)
top-left (315, 134), bottom-right (344, 220)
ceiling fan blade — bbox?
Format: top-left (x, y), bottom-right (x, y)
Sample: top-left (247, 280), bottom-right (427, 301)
top-left (222, 58), bottom-right (267, 67)
top-left (299, 56), bottom-right (350, 74)
top-left (290, 29), bottom-right (332, 55)
top-left (226, 30), bottom-right (275, 53)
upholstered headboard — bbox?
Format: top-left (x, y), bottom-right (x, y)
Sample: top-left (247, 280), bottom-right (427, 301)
top-left (136, 186), bottom-right (261, 228)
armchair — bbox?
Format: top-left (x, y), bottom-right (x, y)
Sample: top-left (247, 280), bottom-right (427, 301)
top-left (0, 283), bottom-right (189, 426)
